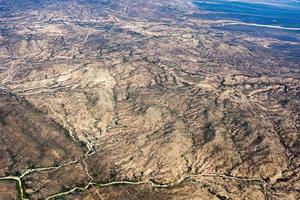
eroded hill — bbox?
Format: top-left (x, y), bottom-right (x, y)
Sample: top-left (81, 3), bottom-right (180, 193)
top-left (0, 0), bottom-right (299, 199)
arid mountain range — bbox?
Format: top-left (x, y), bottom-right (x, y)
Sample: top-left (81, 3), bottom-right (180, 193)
top-left (0, 0), bottom-right (299, 199)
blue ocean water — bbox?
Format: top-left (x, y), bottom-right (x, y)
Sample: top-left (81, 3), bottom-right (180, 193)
top-left (193, 0), bottom-right (300, 30)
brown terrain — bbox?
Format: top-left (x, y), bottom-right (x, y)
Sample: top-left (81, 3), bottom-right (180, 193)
top-left (0, 0), bottom-right (299, 199)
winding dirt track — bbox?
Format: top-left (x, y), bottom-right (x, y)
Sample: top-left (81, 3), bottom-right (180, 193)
top-left (0, 168), bottom-right (269, 200)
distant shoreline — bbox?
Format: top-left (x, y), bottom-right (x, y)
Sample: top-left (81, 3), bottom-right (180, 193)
top-left (223, 22), bottom-right (300, 31)
top-left (194, 0), bottom-right (300, 31)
